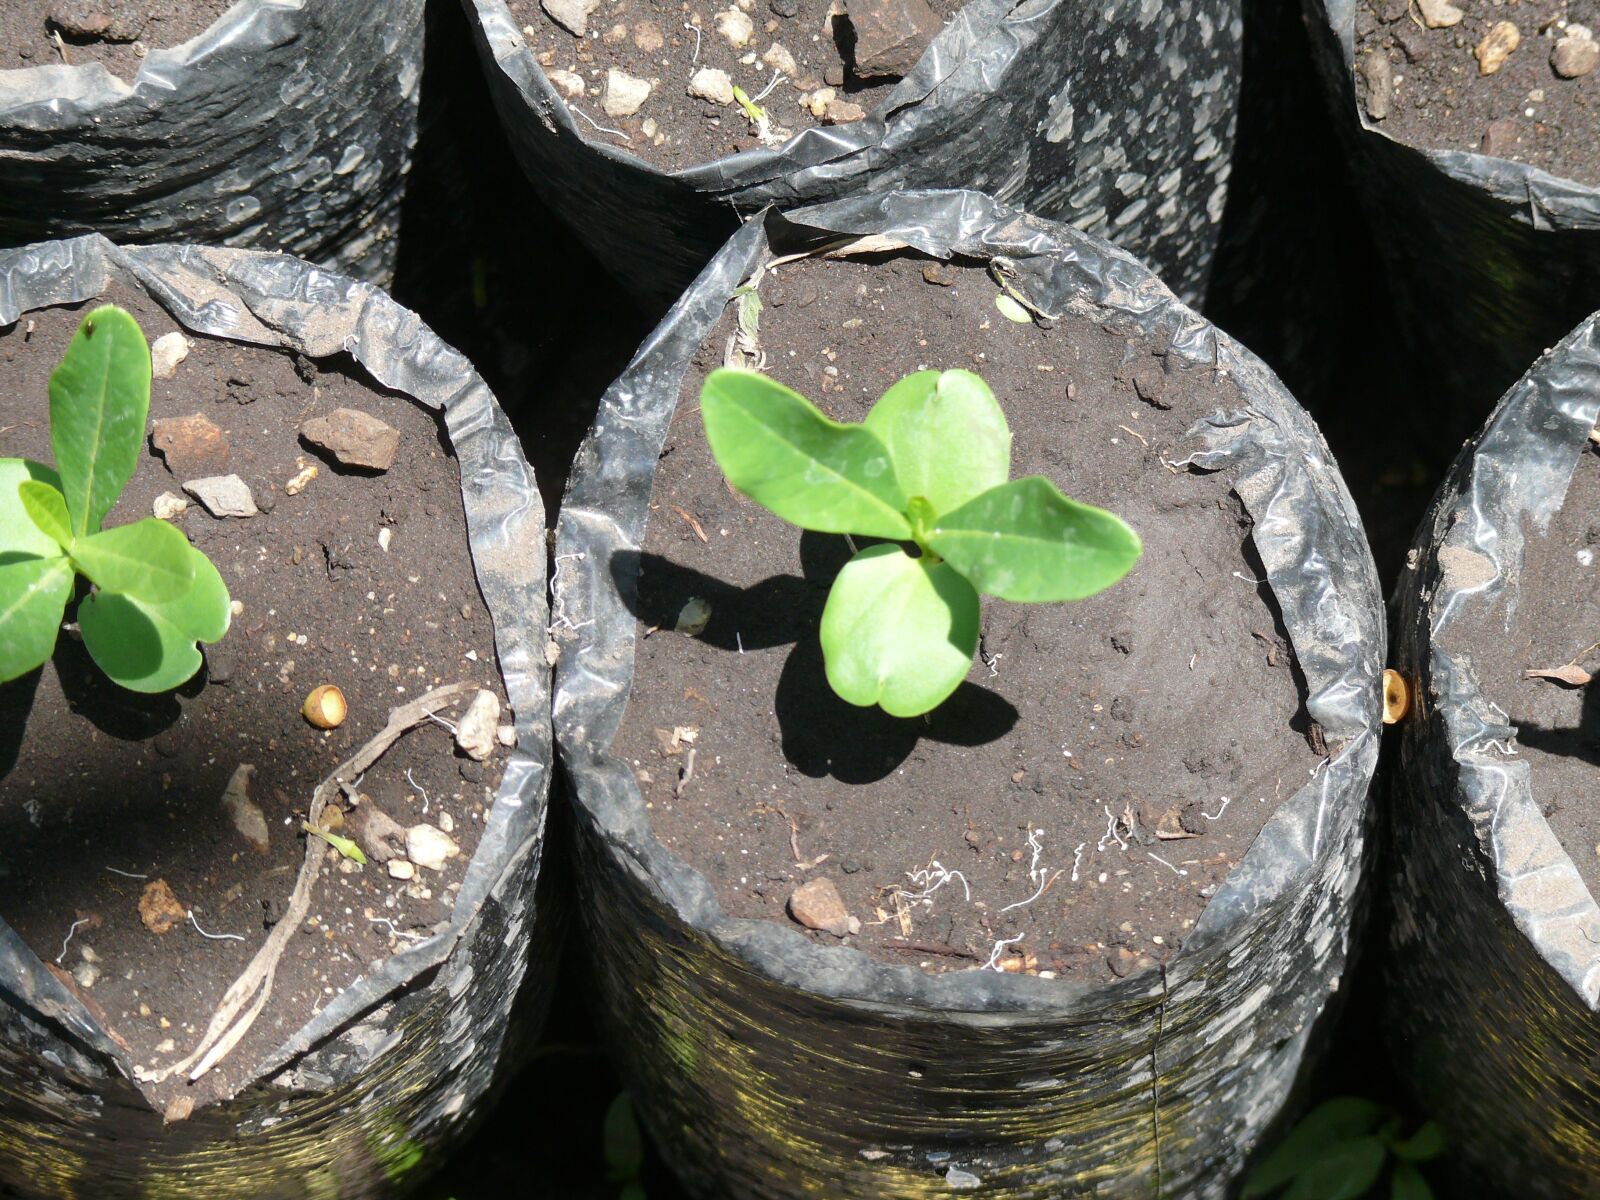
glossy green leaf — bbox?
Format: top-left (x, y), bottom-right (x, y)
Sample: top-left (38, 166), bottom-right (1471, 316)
top-left (50, 304), bottom-right (151, 537)
top-left (925, 476), bottom-right (1142, 602)
top-left (1281, 1137), bottom-right (1386, 1200)
top-left (0, 459), bottom-right (66, 562)
top-left (863, 369), bottom-right (1010, 516)
top-left (78, 588), bottom-right (205, 693)
top-left (164, 545), bottom-right (232, 643)
top-left (603, 1092), bottom-right (644, 1179)
top-left (0, 556), bottom-right (72, 682)
top-left (71, 518), bottom-right (195, 603)
top-left (1245, 1099), bottom-right (1386, 1198)
top-left (819, 544), bottom-right (978, 717)
top-left (700, 368), bottom-right (911, 539)
top-left (1389, 1122), bottom-right (1445, 1163)
top-left (18, 480), bottom-right (71, 550)
top-left (1390, 1162), bottom-right (1433, 1200)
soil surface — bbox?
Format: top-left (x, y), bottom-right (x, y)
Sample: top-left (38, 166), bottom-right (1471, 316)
top-left (515, 0), bottom-right (962, 172)
top-left (1355, 0), bottom-right (1600, 181)
top-left (0, 0), bottom-right (235, 78)
top-left (611, 254), bottom-right (1323, 985)
top-left (1465, 442), bottom-right (1600, 903)
top-left (0, 286), bottom-right (510, 1110)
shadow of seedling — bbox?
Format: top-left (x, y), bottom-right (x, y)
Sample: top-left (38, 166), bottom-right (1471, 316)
top-left (1513, 677), bottom-right (1600, 766)
top-left (611, 529), bottom-right (1017, 785)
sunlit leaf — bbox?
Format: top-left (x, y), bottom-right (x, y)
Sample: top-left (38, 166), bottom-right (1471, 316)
top-left (863, 369), bottom-right (1010, 516)
top-left (700, 368), bottom-right (910, 539)
top-left (79, 589), bottom-right (201, 693)
top-left (18, 480), bottom-right (71, 550)
top-left (0, 556), bottom-right (72, 683)
top-left (926, 476), bottom-right (1141, 602)
top-left (49, 305), bottom-right (151, 537)
top-left (0, 459), bottom-right (66, 563)
top-left (820, 544), bottom-right (978, 717)
top-left (71, 518), bottom-right (195, 603)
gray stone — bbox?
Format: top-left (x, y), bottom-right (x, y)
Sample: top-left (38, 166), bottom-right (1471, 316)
top-left (787, 877), bottom-right (852, 937)
top-left (602, 69), bottom-right (652, 118)
top-left (455, 689), bottom-right (500, 762)
top-left (183, 474), bottom-right (257, 518)
top-left (541, 0), bottom-right (599, 37)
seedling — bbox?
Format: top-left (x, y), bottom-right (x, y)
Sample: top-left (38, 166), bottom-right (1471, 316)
top-left (700, 368), bottom-right (1141, 716)
top-left (0, 305), bottom-right (230, 692)
top-left (1243, 1097), bottom-right (1446, 1200)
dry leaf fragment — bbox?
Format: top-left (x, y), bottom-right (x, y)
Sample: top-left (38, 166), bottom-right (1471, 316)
top-left (1524, 663), bottom-right (1593, 686)
top-left (139, 880), bottom-right (187, 935)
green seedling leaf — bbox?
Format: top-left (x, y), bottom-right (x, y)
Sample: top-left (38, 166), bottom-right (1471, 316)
top-left (701, 368), bottom-right (911, 539)
top-left (863, 369), bottom-right (1010, 515)
top-left (71, 518), bottom-right (195, 603)
top-left (0, 557), bottom-right (73, 683)
top-left (1281, 1136), bottom-right (1386, 1200)
top-left (603, 1092), bottom-right (644, 1179)
top-left (303, 822), bottom-right (368, 865)
top-left (49, 305), bottom-right (152, 537)
top-left (0, 459), bottom-right (66, 562)
top-left (1388, 1122), bottom-right (1445, 1163)
top-left (926, 476), bottom-right (1142, 602)
top-left (1245, 1099), bottom-right (1386, 1198)
top-left (820, 543), bottom-right (979, 717)
top-left (162, 545), bottom-right (232, 643)
top-left (995, 293), bottom-right (1033, 323)
top-left (17, 480), bottom-right (71, 550)
top-left (79, 590), bottom-right (201, 694)
top-left (1390, 1162), bottom-right (1433, 1200)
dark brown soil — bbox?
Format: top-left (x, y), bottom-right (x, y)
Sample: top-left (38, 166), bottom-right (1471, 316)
top-left (1466, 442), bottom-right (1600, 904)
top-left (0, 0), bottom-right (234, 78)
top-left (611, 254), bottom-right (1323, 985)
top-left (1355, 0), bottom-right (1600, 182)
top-left (0, 285), bottom-right (510, 1110)
top-left (514, 0), bottom-right (961, 173)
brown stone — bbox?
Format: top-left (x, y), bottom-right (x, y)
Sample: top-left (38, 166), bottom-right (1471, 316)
top-left (138, 879), bottom-right (186, 935)
top-left (150, 413), bottom-right (229, 477)
top-left (787, 877), bottom-right (852, 937)
top-left (1474, 21), bottom-right (1520, 76)
top-left (301, 408), bottom-right (401, 472)
top-left (1480, 117), bottom-right (1519, 158)
top-left (844, 0), bottom-right (942, 79)
top-left (346, 801), bottom-right (409, 863)
top-left (1552, 29), bottom-right (1600, 79)
top-left (48, 1), bottom-right (144, 41)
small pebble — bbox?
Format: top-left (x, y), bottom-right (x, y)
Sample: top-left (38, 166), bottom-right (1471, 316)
top-left (1474, 21), bottom-right (1520, 76)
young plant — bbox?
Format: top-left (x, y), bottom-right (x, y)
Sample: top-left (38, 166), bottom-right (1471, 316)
top-left (700, 367), bottom-right (1141, 716)
top-left (0, 305), bottom-right (230, 693)
top-left (1243, 1097), bottom-right (1446, 1200)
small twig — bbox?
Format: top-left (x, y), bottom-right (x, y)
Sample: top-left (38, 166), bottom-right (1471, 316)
top-left (754, 803), bottom-right (804, 863)
top-left (886, 939), bottom-right (979, 960)
top-left (676, 747), bottom-right (697, 799)
top-left (670, 504), bottom-right (709, 543)
top-left (1116, 424), bottom-right (1148, 447)
top-left (52, 29), bottom-right (68, 63)
top-left (55, 918), bottom-right (89, 964)
top-left (187, 911), bottom-right (245, 942)
top-left (143, 682), bottom-right (477, 1085)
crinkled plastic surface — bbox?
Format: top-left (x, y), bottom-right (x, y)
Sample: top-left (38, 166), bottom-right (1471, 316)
top-left (0, 1), bottom-right (425, 284)
top-left (0, 236), bottom-right (555, 1200)
top-left (1390, 315), bottom-right (1600, 1200)
top-left (463, 0), bottom-right (1239, 309)
top-left (551, 189), bottom-right (1383, 1199)
top-left (1305, 0), bottom-right (1600, 438)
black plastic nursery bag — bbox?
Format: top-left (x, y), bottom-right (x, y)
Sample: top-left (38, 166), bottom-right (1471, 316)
top-left (0, 235), bottom-right (555, 1200)
top-left (463, 0), bottom-right (1241, 308)
top-left (551, 189), bottom-right (1385, 1199)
